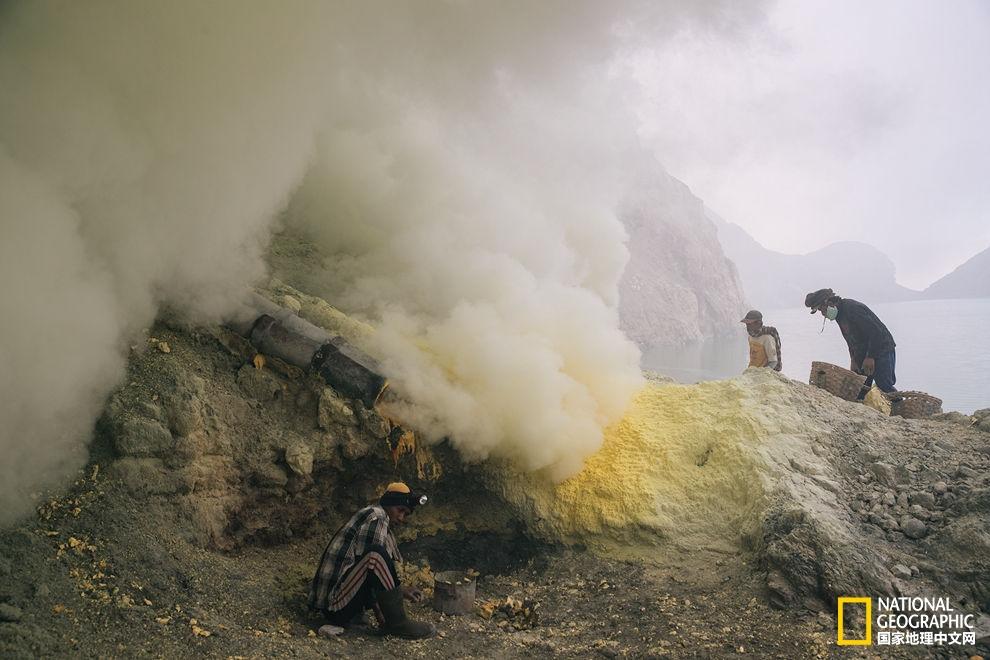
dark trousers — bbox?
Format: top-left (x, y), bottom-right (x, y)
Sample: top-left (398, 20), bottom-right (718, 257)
top-left (326, 545), bottom-right (399, 626)
top-left (873, 350), bottom-right (896, 392)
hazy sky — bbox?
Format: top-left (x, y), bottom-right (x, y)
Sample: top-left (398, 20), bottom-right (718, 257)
top-left (629, 0), bottom-right (990, 290)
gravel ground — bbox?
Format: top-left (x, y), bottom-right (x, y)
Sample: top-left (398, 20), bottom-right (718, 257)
top-left (0, 469), bottom-right (956, 659)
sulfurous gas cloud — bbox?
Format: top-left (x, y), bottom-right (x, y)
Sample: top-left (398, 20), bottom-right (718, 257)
top-left (0, 1), bottom-right (762, 522)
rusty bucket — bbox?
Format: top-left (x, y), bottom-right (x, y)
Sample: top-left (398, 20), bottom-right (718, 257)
top-left (432, 571), bottom-right (476, 615)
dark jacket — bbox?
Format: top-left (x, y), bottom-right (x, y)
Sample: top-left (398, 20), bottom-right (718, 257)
top-left (835, 298), bottom-right (896, 366)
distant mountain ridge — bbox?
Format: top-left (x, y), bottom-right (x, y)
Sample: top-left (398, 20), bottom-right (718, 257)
top-left (923, 245), bottom-right (990, 300)
top-left (710, 211), bottom-right (921, 310)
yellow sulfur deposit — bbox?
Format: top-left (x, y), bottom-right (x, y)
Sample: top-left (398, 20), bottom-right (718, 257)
top-left (263, 278), bottom-right (377, 351)
top-left (862, 386), bottom-right (892, 415)
top-left (491, 377), bottom-right (782, 553)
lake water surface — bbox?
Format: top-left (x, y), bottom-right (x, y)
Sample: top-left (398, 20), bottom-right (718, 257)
top-left (641, 298), bottom-right (990, 414)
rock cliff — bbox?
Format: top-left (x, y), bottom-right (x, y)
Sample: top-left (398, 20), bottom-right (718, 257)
top-left (618, 172), bottom-right (747, 349)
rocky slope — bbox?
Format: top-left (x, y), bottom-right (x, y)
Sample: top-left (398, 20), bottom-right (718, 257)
top-left (494, 369), bottom-right (990, 626)
top-left (711, 212), bottom-right (920, 310)
top-left (924, 245), bottom-right (990, 300)
top-left (618, 172), bottom-right (747, 349)
top-left (1, 295), bottom-right (988, 658)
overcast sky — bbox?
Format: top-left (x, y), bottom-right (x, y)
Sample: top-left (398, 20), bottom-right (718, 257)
top-left (628, 0), bottom-right (990, 290)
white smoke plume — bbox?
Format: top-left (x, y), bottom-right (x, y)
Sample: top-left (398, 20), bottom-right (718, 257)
top-left (0, 1), bottom-right (762, 521)
top-left (284, 66), bottom-right (644, 480)
top-left (0, 0), bottom-right (338, 522)
top-left (280, 2), bottom-right (765, 478)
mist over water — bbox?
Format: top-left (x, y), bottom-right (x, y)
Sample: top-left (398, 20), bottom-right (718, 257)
top-left (0, 1), bottom-right (766, 521)
top-left (642, 298), bottom-right (990, 414)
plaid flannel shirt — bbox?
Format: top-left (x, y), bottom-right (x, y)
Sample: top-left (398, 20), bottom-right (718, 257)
top-left (308, 504), bottom-right (402, 612)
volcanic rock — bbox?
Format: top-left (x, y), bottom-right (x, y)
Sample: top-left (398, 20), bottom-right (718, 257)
top-left (285, 441), bottom-right (314, 477)
top-left (113, 417), bottom-right (174, 457)
top-left (492, 369), bottom-right (990, 613)
top-left (317, 389), bottom-right (356, 429)
top-left (899, 517), bottom-right (927, 539)
top-left (870, 462), bottom-right (897, 487)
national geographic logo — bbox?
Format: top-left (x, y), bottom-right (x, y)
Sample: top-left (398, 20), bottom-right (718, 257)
top-left (837, 597), bottom-right (871, 646)
top-left (836, 596), bottom-right (977, 648)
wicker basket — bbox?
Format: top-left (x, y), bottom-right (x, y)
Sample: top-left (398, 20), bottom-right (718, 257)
top-left (809, 361), bottom-right (867, 401)
top-left (889, 391), bottom-right (942, 419)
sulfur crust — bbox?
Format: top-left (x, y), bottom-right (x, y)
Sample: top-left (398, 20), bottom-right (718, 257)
top-left (264, 278), bottom-right (377, 351)
top-left (490, 377), bottom-right (779, 554)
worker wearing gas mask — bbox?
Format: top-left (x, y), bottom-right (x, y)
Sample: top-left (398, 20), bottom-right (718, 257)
top-left (805, 288), bottom-right (897, 393)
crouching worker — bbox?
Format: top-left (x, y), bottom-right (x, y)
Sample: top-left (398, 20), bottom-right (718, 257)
top-left (308, 482), bottom-right (435, 639)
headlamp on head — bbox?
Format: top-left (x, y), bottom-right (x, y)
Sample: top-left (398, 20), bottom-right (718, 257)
top-left (379, 482), bottom-right (428, 510)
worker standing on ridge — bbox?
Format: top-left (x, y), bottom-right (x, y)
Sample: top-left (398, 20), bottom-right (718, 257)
top-left (741, 309), bottom-right (782, 372)
top-left (308, 482), bottom-right (435, 639)
top-left (805, 288), bottom-right (897, 393)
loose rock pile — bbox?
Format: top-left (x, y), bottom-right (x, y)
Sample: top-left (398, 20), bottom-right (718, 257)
top-left (98, 322), bottom-right (412, 549)
top-left (491, 369), bottom-right (990, 619)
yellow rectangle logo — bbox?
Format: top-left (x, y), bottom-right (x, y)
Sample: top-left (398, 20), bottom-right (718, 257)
top-left (837, 597), bottom-right (872, 646)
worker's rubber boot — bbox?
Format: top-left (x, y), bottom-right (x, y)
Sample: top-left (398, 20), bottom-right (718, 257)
top-left (375, 587), bottom-right (436, 639)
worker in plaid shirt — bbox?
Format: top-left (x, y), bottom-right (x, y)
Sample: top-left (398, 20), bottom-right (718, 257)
top-left (308, 482), bottom-right (435, 639)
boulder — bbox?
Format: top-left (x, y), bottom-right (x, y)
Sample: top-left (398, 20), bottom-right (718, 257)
top-left (113, 418), bottom-right (174, 457)
top-left (317, 389), bottom-right (356, 429)
top-left (930, 411), bottom-right (973, 426)
top-left (356, 405), bottom-right (391, 438)
top-left (110, 458), bottom-right (181, 496)
top-left (285, 441), bottom-right (314, 477)
top-left (339, 427), bottom-right (374, 460)
top-left (899, 516), bottom-right (927, 539)
top-left (164, 394), bottom-right (203, 437)
top-left (136, 401), bottom-right (165, 422)
top-left (870, 462), bottom-right (897, 486)
top-left (956, 465), bottom-right (979, 479)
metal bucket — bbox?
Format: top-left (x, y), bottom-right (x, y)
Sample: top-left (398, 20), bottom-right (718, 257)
top-left (432, 571), bottom-right (476, 615)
